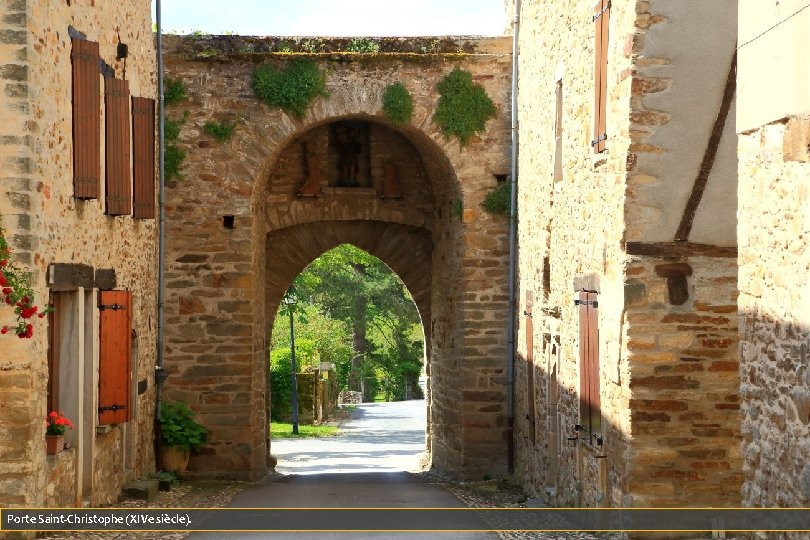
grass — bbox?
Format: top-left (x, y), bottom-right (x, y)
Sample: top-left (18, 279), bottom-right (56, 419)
top-left (270, 422), bottom-right (340, 438)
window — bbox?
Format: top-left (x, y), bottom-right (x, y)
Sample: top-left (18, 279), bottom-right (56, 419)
top-left (132, 97), bottom-right (156, 219)
top-left (98, 290), bottom-right (132, 425)
top-left (71, 38), bottom-right (101, 198)
top-left (105, 78), bottom-right (132, 215)
top-left (592, 0), bottom-right (610, 153)
top-left (577, 290), bottom-right (601, 442)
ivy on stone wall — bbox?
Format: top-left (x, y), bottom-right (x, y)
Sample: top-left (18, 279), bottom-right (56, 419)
top-left (203, 118), bottom-right (237, 141)
top-left (481, 181), bottom-right (511, 217)
top-left (164, 78), bottom-right (187, 106)
top-left (382, 82), bottom-right (414, 124)
top-left (252, 58), bottom-right (328, 118)
top-left (433, 67), bottom-right (496, 146)
top-left (164, 114), bottom-right (187, 181)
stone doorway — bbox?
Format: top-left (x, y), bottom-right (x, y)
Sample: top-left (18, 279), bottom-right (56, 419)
top-left (162, 36), bottom-right (513, 481)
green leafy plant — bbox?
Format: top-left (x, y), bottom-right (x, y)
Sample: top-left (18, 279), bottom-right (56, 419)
top-left (433, 67), bottom-right (497, 146)
top-left (159, 402), bottom-right (208, 451)
top-left (382, 82), bottom-right (414, 124)
top-left (164, 114), bottom-right (187, 180)
top-left (451, 198), bottom-right (463, 219)
top-left (252, 59), bottom-right (328, 118)
top-left (481, 181), bottom-right (512, 217)
top-left (148, 470), bottom-right (180, 485)
top-left (346, 38), bottom-right (380, 54)
top-left (203, 119), bottom-right (236, 141)
top-left (163, 78), bottom-right (187, 106)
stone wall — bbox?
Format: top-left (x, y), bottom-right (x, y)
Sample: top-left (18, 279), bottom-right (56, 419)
top-left (513, 0), bottom-right (742, 509)
top-left (162, 35), bottom-right (513, 480)
top-left (0, 0), bottom-right (156, 508)
top-left (738, 118), bottom-right (810, 516)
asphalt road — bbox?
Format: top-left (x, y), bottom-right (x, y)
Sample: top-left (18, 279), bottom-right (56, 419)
top-left (189, 400), bottom-right (500, 540)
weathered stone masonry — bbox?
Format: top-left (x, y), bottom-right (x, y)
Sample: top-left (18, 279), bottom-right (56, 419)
top-left (0, 0), bottom-right (156, 511)
top-left (162, 36), bottom-right (513, 480)
top-left (511, 0), bottom-right (742, 509)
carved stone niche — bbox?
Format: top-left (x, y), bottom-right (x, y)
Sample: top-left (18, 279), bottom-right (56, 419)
top-left (328, 121), bottom-right (371, 188)
top-left (655, 262), bottom-right (693, 306)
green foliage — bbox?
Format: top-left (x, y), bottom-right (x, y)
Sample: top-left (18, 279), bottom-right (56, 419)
top-left (269, 338), bottom-right (319, 421)
top-left (481, 181), bottom-right (512, 217)
top-left (163, 115), bottom-right (186, 181)
top-left (163, 78), bottom-right (187, 106)
top-left (452, 198), bottom-right (463, 219)
top-left (203, 119), bottom-right (236, 141)
top-left (270, 422), bottom-right (339, 438)
top-left (346, 38), bottom-right (380, 53)
top-left (148, 470), bottom-right (180, 485)
top-left (252, 59), bottom-right (327, 118)
top-left (159, 402), bottom-right (208, 451)
top-left (433, 67), bottom-right (497, 146)
top-left (382, 82), bottom-right (414, 124)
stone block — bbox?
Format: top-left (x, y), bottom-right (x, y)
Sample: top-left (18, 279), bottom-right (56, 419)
top-left (121, 480), bottom-right (158, 501)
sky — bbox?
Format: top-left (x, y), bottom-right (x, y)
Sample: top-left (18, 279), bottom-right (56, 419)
top-left (152, 0), bottom-right (507, 37)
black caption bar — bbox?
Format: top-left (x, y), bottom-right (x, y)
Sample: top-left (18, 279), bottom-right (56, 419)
top-left (2, 508), bottom-right (808, 532)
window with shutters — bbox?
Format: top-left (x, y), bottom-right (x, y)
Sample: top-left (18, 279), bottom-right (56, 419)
top-left (98, 290), bottom-right (132, 425)
top-left (132, 97), bottom-right (156, 219)
top-left (592, 0), bottom-right (610, 154)
top-left (105, 78), bottom-right (132, 216)
top-left (71, 38), bottom-right (101, 199)
top-left (577, 290), bottom-right (601, 443)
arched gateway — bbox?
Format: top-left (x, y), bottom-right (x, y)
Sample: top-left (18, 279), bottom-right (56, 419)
top-left (162, 35), bottom-right (513, 480)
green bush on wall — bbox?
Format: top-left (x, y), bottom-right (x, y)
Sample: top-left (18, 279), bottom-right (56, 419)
top-left (163, 78), bottom-right (187, 106)
top-left (481, 181), bottom-right (512, 217)
top-left (252, 58), bottom-right (328, 118)
top-left (203, 119), bottom-right (236, 141)
top-left (433, 67), bottom-right (497, 146)
top-left (382, 82), bottom-right (413, 124)
top-left (164, 115), bottom-right (186, 180)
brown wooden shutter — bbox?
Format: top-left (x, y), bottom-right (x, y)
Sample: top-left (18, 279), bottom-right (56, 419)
top-left (71, 38), bottom-right (101, 199)
top-left (578, 290), bottom-right (601, 439)
top-left (578, 290), bottom-right (590, 430)
top-left (105, 78), bottom-right (132, 215)
top-left (592, 0), bottom-right (609, 153)
top-left (98, 290), bottom-right (132, 425)
top-left (132, 97), bottom-right (156, 219)
top-left (525, 291), bottom-right (536, 444)
top-left (586, 291), bottom-right (601, 436)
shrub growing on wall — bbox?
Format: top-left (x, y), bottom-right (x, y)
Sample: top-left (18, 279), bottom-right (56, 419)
top-left (481, 181), bottom-right (511, 217)
top-left (383, 82), bottom-right (414, 124)
top-left (433, 67), bottom-right (497, 146)
top-left (252, 59), bottom-right (328, 118)
top-left (164, 78), bottom-right (187, 106)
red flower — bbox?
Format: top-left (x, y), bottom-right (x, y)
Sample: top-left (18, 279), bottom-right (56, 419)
top-left (0, 274), bottom-right (6, 286)
top-left (1, 287), bottom-right (11, 295)
top-left (0, 327), bottom-right (6, 335)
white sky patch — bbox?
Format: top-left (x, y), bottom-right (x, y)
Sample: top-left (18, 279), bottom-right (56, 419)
top-left (153, 0), bottom-right (507, 36)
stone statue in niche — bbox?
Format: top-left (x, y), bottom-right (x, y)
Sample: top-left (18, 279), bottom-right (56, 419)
top-left (297, 141), bottom-right (322, 197)
top-left (380, 162), bottom-right (403, 199)
top-left (335, 124), bottom-right (361, 187)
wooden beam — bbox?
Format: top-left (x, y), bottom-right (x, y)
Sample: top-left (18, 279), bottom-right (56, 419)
top-left (626, 241), bottom-right (737, 258)
top-left (674, 50), bottom-right (737, 242)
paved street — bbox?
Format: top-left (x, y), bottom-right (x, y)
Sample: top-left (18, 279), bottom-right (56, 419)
top-left (189, 400), bottom-right (500, 540)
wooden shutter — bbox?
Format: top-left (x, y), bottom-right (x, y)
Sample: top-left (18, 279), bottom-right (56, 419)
top-left (105, 78), bottom-right (132, 216)
top-left (578, 290), bottom-right (601, 439)
top-left (98, 290), bottom-right (132, 425)
top-left (132, 97), bottom-right (156, 219)
top-left (71, 38), bottom-right (101, 198)
top-left (592, 0), bottom-right (610, 153)
top-left (525, 291), bottom-right (536, 445)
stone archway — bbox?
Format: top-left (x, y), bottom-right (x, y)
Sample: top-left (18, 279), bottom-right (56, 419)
top-left (162, 36), bottom-right (513, 481)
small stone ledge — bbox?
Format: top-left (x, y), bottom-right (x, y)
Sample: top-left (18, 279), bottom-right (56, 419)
top-left (121, 479), bottom-right (159, 501)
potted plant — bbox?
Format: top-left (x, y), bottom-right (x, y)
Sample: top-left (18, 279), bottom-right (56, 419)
top-left (45, 411), bottom-right (74, 455)
top-left (158, 401), bottom-right (208, 473)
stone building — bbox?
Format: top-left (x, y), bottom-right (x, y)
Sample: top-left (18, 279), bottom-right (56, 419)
top-left (160, 36), bottom-right (513, 480)
top-left (510, 0), bottom-right (743, 508)
top-left (0, 0), bottom-right (157, 508)
top-left (736, 0), bottom-right (810, 518)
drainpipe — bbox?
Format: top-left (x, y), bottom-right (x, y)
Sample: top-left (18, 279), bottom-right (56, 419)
top-left (155, 0), bottom-right (168, 454)
top-left (506, 0), bottom-right (521, 474)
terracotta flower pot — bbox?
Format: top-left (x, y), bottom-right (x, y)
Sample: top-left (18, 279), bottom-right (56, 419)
top-left (46, 434), bottom-right (64, 455)
top-left (160, 445), bottom-right (190, 472)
